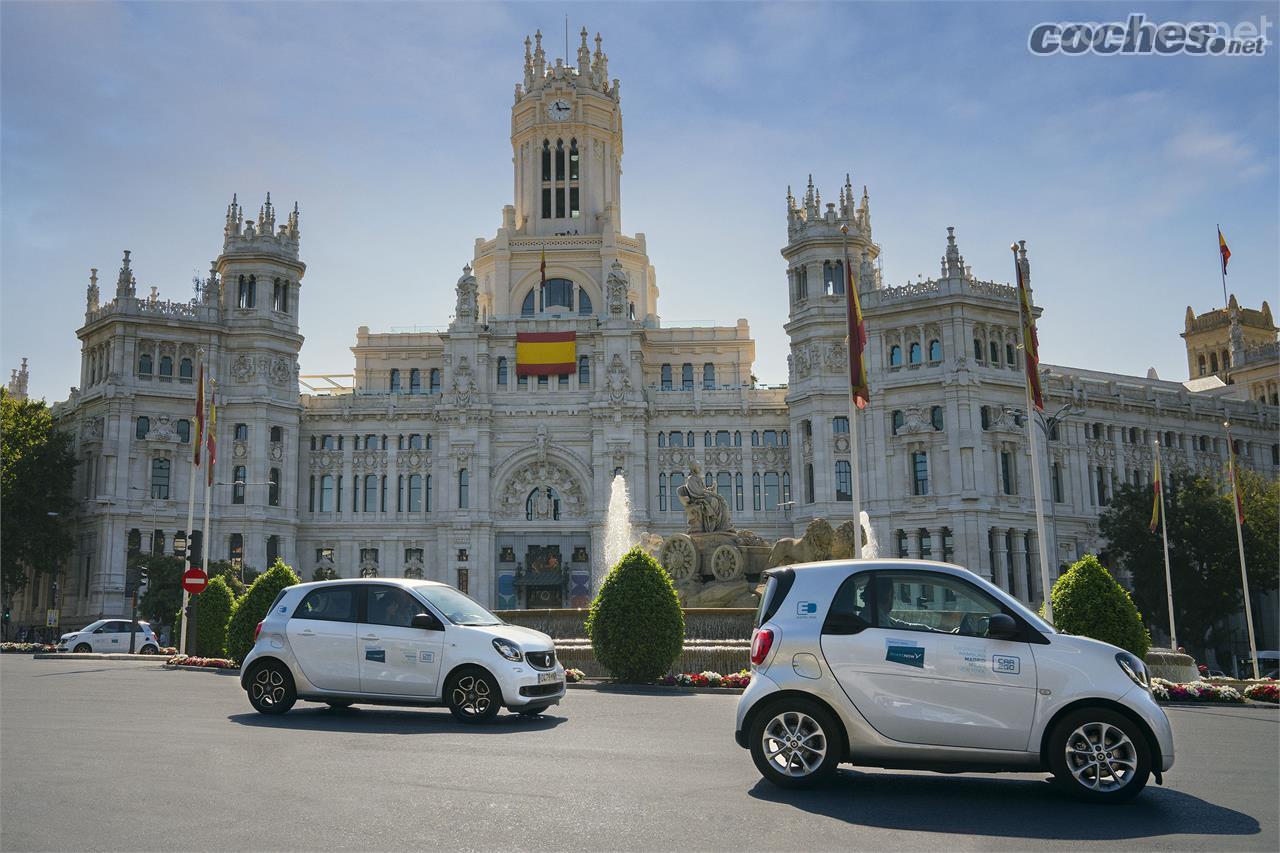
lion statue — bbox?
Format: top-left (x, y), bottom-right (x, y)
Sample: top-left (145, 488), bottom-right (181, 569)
top-left (767, 518), bottom-right (835, 568)
top-left (830, 520), bottom-right (863, 559)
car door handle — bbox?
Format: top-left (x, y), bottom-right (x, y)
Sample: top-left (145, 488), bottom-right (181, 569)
top-left (362, 634), bottom-right (379, 641)
top-left (298, 629), bottom-right (316, 637)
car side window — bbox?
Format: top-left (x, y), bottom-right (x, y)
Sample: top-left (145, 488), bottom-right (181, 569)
top-left (293, 587), bottom-right (358, 623)
top-left (822, 572), bottom-right (872, 635)
top-left (366, 586), bottom-right (420, 629)
top-left (94, 623), bottom-right (111, 633)
top-left (875, 571), bottom-right (1005, 637)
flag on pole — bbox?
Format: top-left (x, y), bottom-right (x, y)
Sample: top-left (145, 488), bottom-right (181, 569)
top-left (1149, 449), bottom-right (1162, 533)
top-left (1218, 226), bottom-right (1231, 275)
top-left (540, 246), bottom-right (546, 286)
top-left (206, 389), bottom-right (217, 488)
top-left (515, 331), bottom-right (576, 376)
top-left (844, 257), bottom-right (870, 409)
top-left (1227, 435), bottom-right (1244, 524)
top-left (192, 364), bottom-right (204, 465)
top-left (1014, 246), bottom-right (1044, 411)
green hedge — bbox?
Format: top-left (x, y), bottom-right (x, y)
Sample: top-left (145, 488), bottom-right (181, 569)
top-left (225, 559), bottom-right (300, 664)
top-left (585, 547), bottom-right (684, 682)
top-left (1044, 554), bottom-right (1151, 657)
top-left (193, 576), bottom-right (235, 658)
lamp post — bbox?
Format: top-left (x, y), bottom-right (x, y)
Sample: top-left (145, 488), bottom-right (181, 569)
top-left (1004, 402), bottom-right (1084, 583)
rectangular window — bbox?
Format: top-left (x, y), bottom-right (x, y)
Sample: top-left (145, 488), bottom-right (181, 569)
top-left (363, 474), bottom-right (378, 513)
top-left (835, 461), bottom-right (852, 501)
top-left (1001, 452), bottom-right (1015, 495)
top-left (232, 465), bottom-right (246, 504)
top-left (658, 474), bottom-right (667, 512)
top-left (319, 475), bottom-right (334, 512)
top-left (716, 471), bottom-right (733, 505)
top-left (541, 188), bottom-right (551, 219)
top-left (912, 452), bottom-right (929, 496)
top-left (833, 417), bottom-right (849, 434)
top-left (763, 472), bottom-right (781, 511)
top-left (150, 458), bottom-right (170, 500)
top-left (569, 187), bottom-right (579, 219)
top-left (735, 473), bottom-right (744, 512)
top-left (408, 474), bottom-right (422, 512)
top-left (458, 468), bottom-right (469, 509)
top-left (556, 187), bottom-right (565, 218)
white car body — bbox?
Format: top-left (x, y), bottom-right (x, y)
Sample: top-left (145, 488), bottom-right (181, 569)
top-left (240, 578), bottom-right (565, 720)
top-left (735, 560), bottom-right (1174, 800)
top-left (58, 619), bottom-right (159, 654)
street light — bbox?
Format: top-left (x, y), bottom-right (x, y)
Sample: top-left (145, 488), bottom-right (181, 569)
top-left (1004, 402), bottom-right (1085, 577)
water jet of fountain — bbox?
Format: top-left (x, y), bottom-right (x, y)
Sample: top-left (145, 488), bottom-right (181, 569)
top-left (600, 473), bottom-right (635, 590)
top-left (859, 510), bottom-right (879, 559)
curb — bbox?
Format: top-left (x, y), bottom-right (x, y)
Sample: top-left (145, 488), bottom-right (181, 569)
top-left (33, 653), bottom-right (167, 661)
top-left (566, 680), bottom-right (745, 695)
top-left (1160, 700), bottom-right (1277, 709)
top-left (164, 664), bottom-right (241, 675)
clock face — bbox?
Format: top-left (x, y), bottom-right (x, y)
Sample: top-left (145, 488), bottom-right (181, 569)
top-left (547, 99), bottom-right (571, 122)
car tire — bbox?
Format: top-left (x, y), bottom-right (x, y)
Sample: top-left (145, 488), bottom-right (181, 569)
top-left (73, 643), bottom-right (91, 653)
top-left (1048, 707), bottom-right (1151, 803)
top-left (324, 700), bottom-right (354, 709)
top-left (246, 660), bottom-right (297, 715)
top-left (139, 645), bottom-right (157, 655)
top-left (749, 697), bottom-right (842, 789)
top-left (445, 667), bottom-right (501, 724)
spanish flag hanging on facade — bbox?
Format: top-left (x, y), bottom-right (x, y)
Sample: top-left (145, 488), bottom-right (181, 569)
top-left (844, 254), bottom-right (870, 409)
top-left (516, 331), bottom-right (576, 376)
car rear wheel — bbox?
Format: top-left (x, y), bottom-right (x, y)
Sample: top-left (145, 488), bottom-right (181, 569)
top-left (749, 698), bottom-right (841, 788)
top-left (1048, 708), bottom-right (1150, 803)
top-left (247, 661), bottom-right (296, 715)
top-left (139, 645), bottom-right (157, 655)
top-left (446, 668), bottom-right (501, 724)
top-left (73, 643), bottom-right (91, 653)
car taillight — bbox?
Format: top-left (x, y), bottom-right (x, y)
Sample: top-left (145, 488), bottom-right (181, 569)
top-left (750, 628), bottom-right (774, 666)
top-left (253, 622), bottom-right (263, 642)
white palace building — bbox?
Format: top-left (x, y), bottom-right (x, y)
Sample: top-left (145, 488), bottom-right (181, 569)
top-left (17, 30), bottom-right (1278, 648)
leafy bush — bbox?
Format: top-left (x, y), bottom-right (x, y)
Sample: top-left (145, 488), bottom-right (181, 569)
top-left (193, 575), bottom-right (235, 658)
top-left (1044, 554), bottom-right (1151, 657)
top-left (585, 547), bottom-right (684, 682)
top-left (225, 559), bottom-right (299, 663)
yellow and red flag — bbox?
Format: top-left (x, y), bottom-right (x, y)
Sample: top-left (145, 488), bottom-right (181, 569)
top-left (193, 364), bottom-right (204, 465)
top-left (844, 256), bottom-right (869, 409)
top-left (1014, 245), bottom-right (1044, 411)
top-left (1149, 450), bottom-right (1162, 533)
top-left (206, 389), bottom-right (217, 487)
top-left (516, 331), bottom-right (576, 376)
top-left (1218, 226), bottom-right (1231, 275)
top-left (540, 246), bottom-right (546, 286)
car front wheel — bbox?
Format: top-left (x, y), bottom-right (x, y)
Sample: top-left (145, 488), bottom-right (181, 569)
top-left (749, 698), bottom-right (842, 788)
top-left (246, 661), bottom-right (297, 715)
top-left (1048, 708), bottom-right (1151, 802)
top-left (446, 668), bottom-right (501, 723)
top-left (138, 645), bottom-right (157, 655)
top-left (73, 643), bottom-right (91, 653)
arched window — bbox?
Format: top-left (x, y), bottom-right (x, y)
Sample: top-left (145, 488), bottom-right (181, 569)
top-left (320, 475), bottom-right (334, 512)
top-left (1220, 349), bottom-right (1229, 370)
top-left (151, 458), bottom-right (170, 500)
top-left (235, 423), bottom-right (249, 441)
top-left (752, 472), bottom-right (762, 510)
top-left (794, 266), bottom-right (808, 301)
top-left (751, 430), bottom-right (759, 446)
top-left (578, 287), bottom-right (592, 315)
top-left (703, 362), bottom-right (715, 390)
top-left (497, 357), bottom-right (508, 386)
top-left (138, 353), bottom-right (153, 376)
top-left (157, 356), bottom-right (172, 379)
top-left (763, 472), bottom-right (781, 511)
top-left (990, 341), bottom-right (1001, 364)
top-left (835, 461), bottom-right (852, 501)
top-left (177, 420), bottom-right (190, 443)
top-left (272, 278), bottom-right (289, 313)
top-left (891, 410), bottom-right (904, 435)
top-left (931, 406), bottom-right (944, 431)
top-left (555, 138), bottom-right (565, 180)
top-left (974, 338), bottom-right (984, 362)
top-left (237, 274), bottom-right (256, 308)
top-left (734, 431), bottom-right (742, 446)
top-left (458, 468), bottom-right (469, 509)
top-left (981, 406), bottom-right (991, 429)
top-left (389, 369), bottom-right (401, 393)
top-left (1209, 352), bottom-right (1219, 373)
top-left (831, 260), bottom-right (845, 295)
top-left (658, 432), bottom-right (666, 447)
top-left (569, 139), bottom-right (579, 180)
top-left (782, 471), bottom-right (791, 503)
top-left (822, 261), bottom-right (834, 294)
top-left (928, 340), bottom-right (942, 362)
top-left (1006, 343), bottom-right (1016, 366)
top-left (716, 472), bottom-right (732, 504)
top-left (735, 472), bottom-right (744, 511)
top-left (409, 368), bottom-right (421, 394)
top-left (266, 535), bottom-right (280, 564)
top-left (360, 473), bottom-right (376, 513)
top-left (233, 465), bottom-right (246, 504)
top-left (889, 345), bottom-right (902, 367)
top-left (681, 363), bottom-right (694, 390)
top-left (909, 342), bottom-right (922, 364)
top-left (704, 431), bottom-right (713, 447)
top-left (521, 290), bottom-right (536, 317)
top-left (660, 364), bottom-right (673, 390)
top-left (541, 139), bottom-right (551, 182)
top-left (542, 278), bottom-right (574, 312)
top-left (429, 368), bottom-right (441, 394)
top-left (179, 358), bottom-right (193, 381)
top-left (686, 431), bottom-right (695, 446)
top-left (136, 416), bottom-right (150, 439)
top-left (1197, 354), bottom-right (1206, 376)
top-left (269, 468), bottom-right (280, 507)
top-left (578, 355), bottom-right (590, 385)
top-left (526, 486), bottom-right (562, 521)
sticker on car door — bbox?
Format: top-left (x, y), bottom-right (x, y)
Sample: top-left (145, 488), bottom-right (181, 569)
top-left (884, 637), bottom-right (924, 668)
top-left (992, 654), bottom-right (1021, 674)
top-left (364, 648), bottom-right (385, 663)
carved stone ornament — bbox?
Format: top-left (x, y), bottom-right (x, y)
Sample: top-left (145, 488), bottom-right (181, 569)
top-left (455, 266), bottom-right (479, 322)
top-left (606, 261), bottom-right (628, 315)
top-left (605, 353), bottom-right (631, 403)
top-left (146, 415), bottom-right (178, 442)
top-left (499, 460), bottom-right (584, 519)
top-left (81, 418), bottom-right (103, 443)
top-left (898, 406), bottom-right (934, 436)
top-left (232, 440), bottom-right (248, 459)
top-left (230, 354), bottom-right (255, 383)
top-left (270, 357), bottom-right (293, 386)
top-left (308, 450), bottom-right (345, 471)
top-left (451, 356), bottom-right (477, 408)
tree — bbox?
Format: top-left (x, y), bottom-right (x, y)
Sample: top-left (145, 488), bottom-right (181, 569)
top-left (225, 559), bottom-right (299, 663)
top-left (139, 556), bottom-right (242, 632)
top-left (585, 547), bottom-right (684, 682)
top-left (1099, 470), bottom-right (1279, 662)
top-left (1, 390), bottom-right (77, 609)
top-left (1045, 554), bottom-right (1150, 657)
top-left (193, 576), bottom-right (235, 657)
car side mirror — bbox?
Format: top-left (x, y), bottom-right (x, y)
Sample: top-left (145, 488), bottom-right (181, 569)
top-left (986, 613), bottom-right (1019, 641)
top-left (411, 612), bottom-right (443, 632)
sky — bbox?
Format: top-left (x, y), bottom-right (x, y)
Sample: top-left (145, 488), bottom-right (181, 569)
top-left (3, 0), bottom-right (1277, 402)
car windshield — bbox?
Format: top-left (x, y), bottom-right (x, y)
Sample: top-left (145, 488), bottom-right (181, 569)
top-left (412, 585), bottom-right (502, 626)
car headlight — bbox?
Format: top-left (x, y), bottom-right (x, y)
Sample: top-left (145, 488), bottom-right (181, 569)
top-left (492, 638), bottom-right (523, 662)
top-left (1116, 652), bottom-right (1149, 691)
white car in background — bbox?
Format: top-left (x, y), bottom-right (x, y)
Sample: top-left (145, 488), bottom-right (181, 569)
top-left (240, 578), bottom-right (565, 722)
top-left (58, 619), bottom-right (160, 655)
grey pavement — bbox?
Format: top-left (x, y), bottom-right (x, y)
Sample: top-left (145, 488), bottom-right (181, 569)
top-left (1, 655), bottom-right (1276, 852)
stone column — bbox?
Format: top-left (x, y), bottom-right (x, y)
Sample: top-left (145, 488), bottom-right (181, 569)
top-left (1011, 529), bottom-right (1029, 602)
top-left (907, 528), bottom-right (921, 559)
top-left (929, 527), bottom-right (944, 562)
top-left (992, 526), bottom-right (1009, 592)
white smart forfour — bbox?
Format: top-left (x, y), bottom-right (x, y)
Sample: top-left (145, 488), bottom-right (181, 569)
top-left (240, 578), bottom-right (565, 722)
top-left (736, 560), bottom-right (1174, 802)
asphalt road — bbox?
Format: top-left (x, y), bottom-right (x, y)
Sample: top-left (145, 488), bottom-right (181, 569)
top-left (1, 656), bottom-right (1276, 852)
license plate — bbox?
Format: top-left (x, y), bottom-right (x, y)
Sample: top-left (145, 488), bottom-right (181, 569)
top-left (538, 671), bottom-right (561, 685)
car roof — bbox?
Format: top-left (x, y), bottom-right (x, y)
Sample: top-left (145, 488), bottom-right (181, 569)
top-left (284, 577), bottom-right (449, 594)
top-left (772, 558), bottom-right (979, 579)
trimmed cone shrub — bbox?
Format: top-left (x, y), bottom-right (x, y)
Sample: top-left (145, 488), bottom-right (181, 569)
top-left (225, 559), bottom-right (300, 663)
top-left (585, 547), bottom-right (684, 682)
top-left (1043, 554), bottom-right (1151, 657)
top-left (192, 575), bottom-right (235, 658)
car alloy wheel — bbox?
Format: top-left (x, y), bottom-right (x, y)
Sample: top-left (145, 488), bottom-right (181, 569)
top-left (247, 662), bottom-right (296, 715)
top-left (73, 643), bottom-right (91, 653)
top-left (749, 698), bottom-right (840, 788)
top-left (447, 669), bottom-right (500, 723)
top-left (139, 645), bottom-right (157, 655)
top-left (1049, 708), bottom-right (1150, 802)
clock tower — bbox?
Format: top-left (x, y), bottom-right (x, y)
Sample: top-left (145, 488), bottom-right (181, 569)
top-left (511, 28), bottom-right (622, 238)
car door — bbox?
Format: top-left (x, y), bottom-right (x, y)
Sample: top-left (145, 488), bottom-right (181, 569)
top-left (94, 620), bottom-right (129, 652)
top-left (819, 569), bottom-right (1039, 751)
top-left (357, 585), bottom-right (445, 697)
top-left (285, 585), bottom-right (360, 691)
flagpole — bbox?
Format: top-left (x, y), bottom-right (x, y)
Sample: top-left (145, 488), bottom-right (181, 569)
top-left (1013, 243), bottom-right (1053, 619)
top-left (178, 350), bottom-right (203, 656)
top-left (201, 380), bottom-right (216, 603)
top-left (1154, 439), bottom-right (1176, 649)
top-left (842, 226), bottom-right (863, 549)
top-left (1224, 421), bottom-right (1258, 680)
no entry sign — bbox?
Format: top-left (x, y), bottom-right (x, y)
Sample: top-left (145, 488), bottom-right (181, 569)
top-left (182, 568), bottom-right (209, 595)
